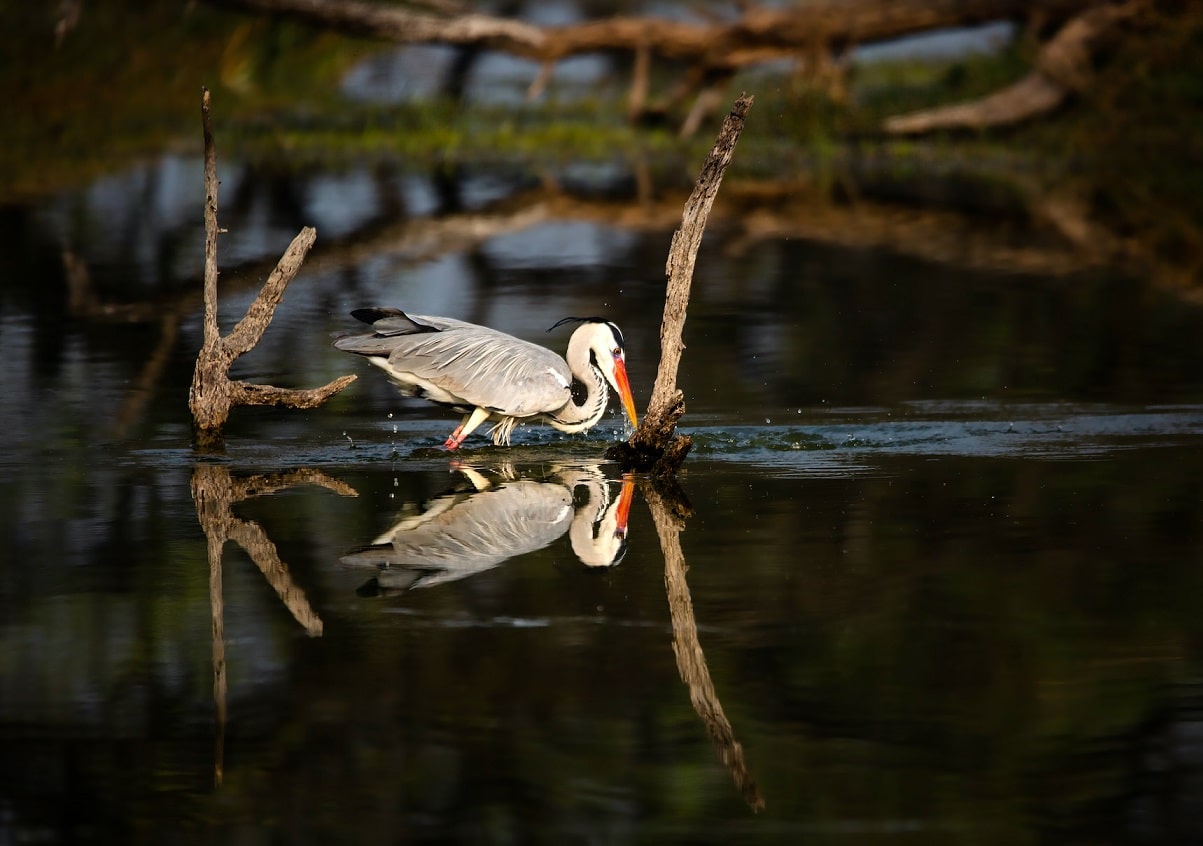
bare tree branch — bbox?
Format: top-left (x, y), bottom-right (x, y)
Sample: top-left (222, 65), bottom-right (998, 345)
top-left (885, 0), bottom-right (1146, 134)
top-left (208, 0), bottom-right (1099, 63)
top-left (609, 94), bottom-right (752, 475)
top-left (188, 87), bottom-right (356, 449)
top-left (224, 227), bottom-right (316, 354)
top-left (205, 0), bottom-right (545, 53)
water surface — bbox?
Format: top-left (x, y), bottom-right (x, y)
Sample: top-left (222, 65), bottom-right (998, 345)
top-left (3, 146), bottom-right (1203, 845)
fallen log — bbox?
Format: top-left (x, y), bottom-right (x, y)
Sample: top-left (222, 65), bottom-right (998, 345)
top-left (203, 0), bottom-right (1101, 132)
top-left (884, 0), bottom-right (1145, 134)
top-left (207, 0), bottom-right (1099, 64)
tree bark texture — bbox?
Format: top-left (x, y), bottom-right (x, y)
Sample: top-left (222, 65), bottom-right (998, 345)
top-left (609, 94), bottom-right (752, 476)
top-left (188, 87), bottom-right (356, 449)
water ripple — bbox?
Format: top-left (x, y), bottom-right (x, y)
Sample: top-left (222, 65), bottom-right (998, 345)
top-left (688, 403), bottom-right (1203, 476)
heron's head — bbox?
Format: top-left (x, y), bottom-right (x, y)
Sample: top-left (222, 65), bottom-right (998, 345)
top-left (569, 475), bottom-right (635, 567)
top-left (550, 318), bottom-right (639, 428)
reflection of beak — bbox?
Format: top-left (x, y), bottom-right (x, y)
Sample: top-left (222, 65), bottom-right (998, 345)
top-left (614, 475), bottom-right (635, 536)
top-left (613, 358), bottom-right (639, 429)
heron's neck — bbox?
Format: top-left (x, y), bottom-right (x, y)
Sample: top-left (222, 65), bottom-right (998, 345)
top-left (567, 475), bottom-right (609, 551)
top-left (548, 344), bottom-right (608, 434)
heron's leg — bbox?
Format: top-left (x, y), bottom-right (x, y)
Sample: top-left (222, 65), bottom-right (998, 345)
top-left (445, 406), bottom-right (490, 450)
top-left (444, 413), bottom-right (472, 449)
top-left (452, 465), bottom-right (492, 491)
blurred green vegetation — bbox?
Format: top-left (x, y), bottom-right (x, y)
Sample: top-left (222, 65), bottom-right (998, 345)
top-left (5, 1), bottom-right (1201, 196)
top-left (2, 0), bottom-right (1201, 301)
top-left (0, 1), bottom-right (383, 199)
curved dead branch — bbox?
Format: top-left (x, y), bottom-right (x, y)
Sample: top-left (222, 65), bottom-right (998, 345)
top-left (884, 0), bottom-right (1146, 134)
top-left (207, 0), bottom-right (546, 53)
top-left (208, 0), bottom-right (1100, 66)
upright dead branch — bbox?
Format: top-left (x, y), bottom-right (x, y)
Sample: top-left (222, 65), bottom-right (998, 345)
top-left (608, 94), bottom-right (752, 476)
top-left (189, 87), bottom-right (355, 449)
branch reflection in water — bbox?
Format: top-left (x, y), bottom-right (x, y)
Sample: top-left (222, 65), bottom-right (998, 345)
top-left (641, 478), bottom-right (766, 812)
top-left (192, 461), bottom-right (762, 810)
top-left (341, 463), bottom-right (634, 595)
top-left (191, 464), bottom-right (355, 785)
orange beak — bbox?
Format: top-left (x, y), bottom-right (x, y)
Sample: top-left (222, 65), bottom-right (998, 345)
top-left (614, 475), bottom-right (635, 534)
top-left (613, 357), bottom-right (639, 429)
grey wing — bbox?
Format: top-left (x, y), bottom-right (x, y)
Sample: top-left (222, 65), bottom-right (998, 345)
top-left (334, 311), bottom-right (573, 416)
top-left (332, 309), bottom-right (447, 357)
top-left (341, 481), bottom-right (574, 590)
top-left (416, 329), bottom-right (573, 416)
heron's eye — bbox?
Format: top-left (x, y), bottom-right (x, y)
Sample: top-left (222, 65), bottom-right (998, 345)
top-left (612, 347), bottom-right (621, 357)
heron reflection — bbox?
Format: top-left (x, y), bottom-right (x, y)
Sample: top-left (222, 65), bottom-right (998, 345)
top-left (341, 464), bottom-right (635, 594)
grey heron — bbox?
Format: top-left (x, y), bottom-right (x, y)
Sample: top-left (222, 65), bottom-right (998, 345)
top-left (340, 464), bottom-right (635, 593)
top-left (334, 308), bottom-right (639, 449)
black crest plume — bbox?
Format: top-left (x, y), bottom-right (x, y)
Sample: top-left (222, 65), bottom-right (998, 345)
top-left (547, 317), bottom-right (625, 349)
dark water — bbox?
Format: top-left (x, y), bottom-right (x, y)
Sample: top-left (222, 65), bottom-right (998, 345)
top-left (3, 147), bottom-right (1203, 844)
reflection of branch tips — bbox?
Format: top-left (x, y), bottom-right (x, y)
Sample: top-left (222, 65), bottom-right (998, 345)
top-left (195, 462), bottom-right (344, 784)
top-left (643, 477), bottom-right (763, 811)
